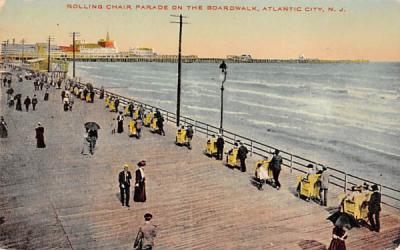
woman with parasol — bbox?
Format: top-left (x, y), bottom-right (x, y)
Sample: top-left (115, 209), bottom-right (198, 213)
top-left (84, 122), bottom-right (100, 154)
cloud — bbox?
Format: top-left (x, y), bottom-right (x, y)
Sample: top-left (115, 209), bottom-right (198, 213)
top-left (0, 0), bottom-right (5, 11)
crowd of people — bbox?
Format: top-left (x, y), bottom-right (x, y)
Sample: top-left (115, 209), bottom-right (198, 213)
top-left (0, 63), bottom-right (385, 250)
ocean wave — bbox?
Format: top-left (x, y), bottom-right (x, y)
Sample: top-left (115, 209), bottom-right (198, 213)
top-left (185, 105), bottom-right (219, 113)
top-left (327, 139), bottom-right (400, 160)
top-left (237, 100), bottom-right (400, 136)
top-left (78, 65), bottom-right (97, 70)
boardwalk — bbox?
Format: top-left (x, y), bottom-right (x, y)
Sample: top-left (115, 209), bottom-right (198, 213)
top-left (0, 73), bottom-right (399, 249)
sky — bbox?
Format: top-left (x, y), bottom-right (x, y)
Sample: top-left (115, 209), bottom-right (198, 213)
top-left (0, 0), bottom-right (400, 61)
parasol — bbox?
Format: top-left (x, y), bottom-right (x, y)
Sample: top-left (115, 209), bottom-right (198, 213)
top-left (84, 122), bottom-right (101, 131)
top-left (327, 211), bottom-right (359, 229)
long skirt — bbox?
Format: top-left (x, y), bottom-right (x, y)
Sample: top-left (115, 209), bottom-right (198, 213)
top-left (0, 127), bottom-right (7, 138)
top-left (328, 239), bottom-right (346, 250)
top-left (117, 120), bottom-right (124, 133)
top-left (81, 138), bottom-right (91, 155)
top-left (134, 182), bottom-right (146, 202)
top-left (36, 136), bottom-right (46, 148)
top-left (16, 103), bottom-right (22, 111)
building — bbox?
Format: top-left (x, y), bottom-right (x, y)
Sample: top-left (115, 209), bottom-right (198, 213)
top-left (59, 32), bottom-right (118, 56)
top-left (227, 54), bottom-right (252, 62)
top-left (129, 47), bottom-right (156, 57)
top-left (1, 42), bottom-right (61, 60)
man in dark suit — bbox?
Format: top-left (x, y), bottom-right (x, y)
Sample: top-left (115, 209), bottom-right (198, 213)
top-left (216, 133), bottom-right (224, 160)
top-left (119, 164), bottom-right (132, 207)
top-left (237, 142), bottom-right (248, 172)
top-left (368, 184), bottom-right (381, 232)
top-left (270, 149), bottom-right (282, 190)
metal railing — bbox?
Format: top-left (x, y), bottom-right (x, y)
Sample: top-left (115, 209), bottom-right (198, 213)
top-left (73, 80), bottom-right (400, 210)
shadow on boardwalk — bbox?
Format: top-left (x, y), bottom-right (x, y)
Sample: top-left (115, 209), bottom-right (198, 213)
top-left (0, 73), bottom-right (399, 249)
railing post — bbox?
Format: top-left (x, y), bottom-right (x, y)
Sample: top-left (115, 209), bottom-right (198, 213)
top-left (166, 112), bottom-right (169, 123)
top-left (290, 154), bottom-right (293, 173)
top-left (250, 141), bottom-right (253, 156)
top-left (344, 173), bottom-right (348, 193)
top-left (206, 124), bottom-right (209, 138)
top-left (194, 121), bottom-right (197, 133)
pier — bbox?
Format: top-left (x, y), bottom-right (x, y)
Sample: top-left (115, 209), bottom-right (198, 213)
top-left (0, 70), bottom-right (398, 249)
top-left (0, 54), bottom-right (369, 64)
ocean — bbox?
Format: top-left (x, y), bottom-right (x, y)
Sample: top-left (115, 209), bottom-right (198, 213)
top-left (69, 62), bottom-right (400, 189)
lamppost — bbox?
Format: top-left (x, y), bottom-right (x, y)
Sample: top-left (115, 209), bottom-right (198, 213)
top-left (219, 61), bottom-right (227, 133)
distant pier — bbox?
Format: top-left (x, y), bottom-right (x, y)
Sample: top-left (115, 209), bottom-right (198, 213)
top-left (1, 54), bottom-right (369, 64)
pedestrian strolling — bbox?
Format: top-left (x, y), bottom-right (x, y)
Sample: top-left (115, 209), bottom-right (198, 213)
top-left (117, 112), bottom-right (124, 133)
top-left (99, 86), bottom-right (104, 99)
top-left (87, 129), bottom-right (98, 153)
top-left (35, 122), bottom-right (46, 148)
top-left (24, 96), bottom-right (31, 112)
top-left (270, 149), bottom-right (282, 190)
top-left (63, 96), bottom-right (70, 111)
top-left (134, 213), bottom-right (157, 250)
top-left (119, 164), bottom-right (132, 207)
top-left (90, 91), bottom-right (95, 103)
top-left (319, 167), bottom-right (329, 206)
top-left (128, 102), bottom-right (134, 118)
top-left (110, 118), bottom-right (116, 134)
top-left (368, 184), bottom-right (381, 232)
top-left (186, 125), bottom-right (194, 149)
top-left (80, 134), bottom-right (91, 155)
top-left (134, 160), bottom-right (147, 203)
top-left (238, 142), bottom-right (248, 172)
top-left (255, 157), bottom-right (270, 190)
top-left (156, 114), bottom-right (165, 136)
top-left (328, 225), bottom-right (348, 250)
top-left (68, 95), bottom-right (74, 111)
top-left (216, 133), bottom-right (224, 160)
top-left (32, 95), bottom-right (38, 111)
top-left (61, 90), bottom-right (66, 102)
top-left (136, 117), bottom-right (143, 139)
top-left (114, 97), bottom-right (120, 112)
top-left (0, 116), bottom-right (8, 138)
top-left (44, 90), bottom-right (49, 101)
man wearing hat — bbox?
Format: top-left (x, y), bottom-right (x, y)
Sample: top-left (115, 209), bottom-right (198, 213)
top-left (237, 142), bottom-right (248, 172)
top-left (216, 133), bottom-right (224, 160)
top-left (270, 149), bottom-right (282, 190)
top-left (368, 184), bottom-right (381, 232)
top-left (134, 161), bottom-right (147, 203)
top-left (186, 125), bottom-right (194, 149)
top-left (134, 213), bottom-right (157, 250)
top-left (118, 164), bottom-right (132, 207)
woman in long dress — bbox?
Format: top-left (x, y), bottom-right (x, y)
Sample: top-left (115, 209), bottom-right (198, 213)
top-left (117, 112), bottom-right (124, 133)
top-left (0, 116), bottom-right (7, 138)
top-left (35, 123), bottom-right (46, 148)
top-left (80, 134), bottom-right (91, 155)
top-left (134, 161), bottom-right (146, 202)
